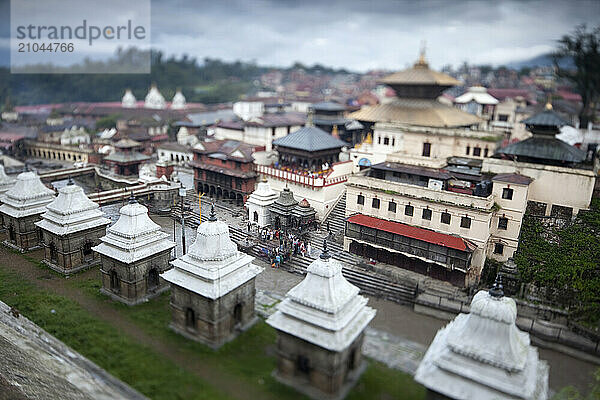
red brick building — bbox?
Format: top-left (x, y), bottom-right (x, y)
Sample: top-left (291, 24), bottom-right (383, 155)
top-left (191, 140), bottom-right (258, 203)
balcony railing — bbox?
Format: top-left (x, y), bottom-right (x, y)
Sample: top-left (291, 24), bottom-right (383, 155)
top-left (255, 164), bottom-right (349, 188)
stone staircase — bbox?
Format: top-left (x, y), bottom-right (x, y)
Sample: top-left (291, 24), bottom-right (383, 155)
top-left (171, 192), bottom-right (417, 305)
top-left (323, 192), bottom-right (347, 235)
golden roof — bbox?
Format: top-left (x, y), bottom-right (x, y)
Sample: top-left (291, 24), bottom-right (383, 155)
top-left (379, 62), bottom-right (461, 86)
top-left (348, 99), bottom-right (481, 128)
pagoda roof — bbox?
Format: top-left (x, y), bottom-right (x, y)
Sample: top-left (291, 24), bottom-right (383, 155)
top-left (271, 187), bottom-right (298, 208)
top-left (35, 182), bottom-right (110, 236)
top-left (0, 171), bottom-right (55, 218)
top-left (415, 288), bottom-right (549, 399)
top-left (103, 152), bottom-right (151, 164)
top-left (349, 98), bottom-right (481, 128)
top-left (0, 164), bottom-right (16, 194)
top-left (495, 136), bottom-right (586, 164)
top-left (114, 138), bottom-right (141, 149)
top-left (267, 243), bottom-right (376, 351)
top-left (311, 101), bottom-right (346, 112)
top-left (161, 207), bottom-right (263, 299)
top-left (379, 58), bottom-right (460, 87)
top-left (454, 86), bottom-right (499, 105)
top-left (291, 198), bottom-right (316, 218)
top-left (521, 109), bottom-right (570, 127)
top-left (92, 199), bottom-right (174, 264)
top-left (272, 126), bottom-right (347, 152)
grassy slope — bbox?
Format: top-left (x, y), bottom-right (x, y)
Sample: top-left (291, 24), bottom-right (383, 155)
top-left (0, 263), bottom-right (425, 400)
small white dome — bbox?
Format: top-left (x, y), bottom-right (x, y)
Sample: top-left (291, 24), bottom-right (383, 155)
top-left (186, 206), bottom-right (237, 261)
top-left (171, 90), bottom-right (186, 110)
top-left (121, 89), bottom-right (137, 108)
top-left (144, 85), bottom-right (166, 109)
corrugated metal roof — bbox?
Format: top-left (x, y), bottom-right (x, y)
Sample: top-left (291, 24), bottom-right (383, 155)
top-left (348, 99), bottom-right (481, 127)
top-left (347, 214), bottom-right (473, 252)
top-left (492, 173), bottom-right (533, 185)
top-left (272, 126), bottom-right (347, 152)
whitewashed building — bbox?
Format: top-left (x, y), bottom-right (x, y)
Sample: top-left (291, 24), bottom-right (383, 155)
top-left (415, 278), bottom-right (549, 400)
top-left (245, 179), bottom-right (278, 227)
top-left (267, 241), bottom-right (376, 400)
top-left (35, 179), bottom-right (111, 275)
top-left (161, 205), bottom-right (263, 348)
top-left (0, 171), bottom-right (55, 251)
top-left (93, 195), bottom-right (175, 305)
top-left (454, 86), bottom-right (499, 119)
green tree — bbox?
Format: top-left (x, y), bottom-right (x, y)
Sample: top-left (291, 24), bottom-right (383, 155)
top-left (96, 114), bottom-right (121, 131)
top-left (553, 25), bottom-right (600, 127)
top-left (552, 368), bottom-right (600, 399)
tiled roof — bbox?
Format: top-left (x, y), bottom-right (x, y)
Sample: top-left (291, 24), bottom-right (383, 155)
top-left (189, 161), bottom-right (257, 178)
top-left (272, 126), bottom-right (347, 152)
top-left (245, 113), bottom-right (306, 127)
top-left (346, 214), bottom-right (474, 252)
top-left (371, 162), bottom-right (452, 180)
top-left (192, 139), bottom-right (255, 162)
top-left (492, 173), bottom-right (533, 185)
top-left (103, 152), bottom-right (150, 163)
top-left (311, 101), bottom-right (346, 112)
top-left (349, 98), bottom-right (481, 127)
top-left (521, 110), bottom-right (570, 127)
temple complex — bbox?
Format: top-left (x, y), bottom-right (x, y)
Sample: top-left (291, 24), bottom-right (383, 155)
top-left (246, 178), bottom-right (279, 227)
top-left (415, 278), bottom-right (549, 400)
top-left (0, 170), bottom-right (55, 251)
top-left (267, 241), bottom-right (376, 400)
top-left (35, 178), bottom-right (111, 275)
top-left (161, 205), bottom-right (263, 348)
top-left (103, 138), bottom-right (151, 176)
top-left (92, 195), bottom-right (175, 305)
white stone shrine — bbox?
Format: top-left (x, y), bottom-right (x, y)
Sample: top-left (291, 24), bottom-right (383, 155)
top-left (0, 170), bottom-right (55, 251)
top-left (121, 89), bottom-right (137, 108)
top-left (0, 164), bottom-right (15, 198)
top-left (93, 195), bottom-right (175, 305)
top-left (161, 205), bottom-right (263, 348)
top-left (144, 84), bottom-right (166, 110)
top-left (246, 178), bottom-right (278, 227)
top-left (267, 240), bottom-right (376, 400)
top-left (171, 90), bottom-right (187, 110)
top-left (35, 178), bottom-right (111, 275)
top-left (414, 277), bottom-right (549, 400)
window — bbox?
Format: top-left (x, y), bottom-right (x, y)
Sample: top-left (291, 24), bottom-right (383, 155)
top-left (494, 243), bottom-right (504, 254)
top-left (357, 194), bottom-right (364, 205)
top-left (405, 205), bottom-right (414, 216)
top-left (383, 137), bottom-right (389, 145)
top-left (422, 208), bottom-right (432, 220)
top-left (473, 147), bottom-right (481, 157)
top-left (460, 216), bottom-right (471, 229)
top-left (271, 127), bottom-right (276, 136)
top-left (185, 308), bottom-right (196, 329)
top-left (502, 188), bottom-right (513, 200)
top-left (484, 148), bottom-right (489, 157)
top-left (372, 198), bottom-right (380, 209)
top-left (392, 138), bottom-right (395, 146)
top-left (498, 217), bottom-right (508, 230)
top-left (422, 142), bottom-right (431, 157)
top-left (378, 136), bottom-right (381, 144)
top-left (297, 355), bottom-right (310, 374)
top-left (388, 201), bottom-right (396, 212)
top-left (466, 146), bottom-right (470, 155)
top-left (498, 114), bottom-right (509, 122)
top-left (441, 212), bottom-right (451, 225)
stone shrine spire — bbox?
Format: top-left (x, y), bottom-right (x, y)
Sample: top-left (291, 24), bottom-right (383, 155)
top-left (121, 89), bottom-right (137, 108)
top-left (414, 278), bottom-right (549, 399)
top-left (0, 164), bottom-right (16, 196)
top-left (170, 89), bottom-right (187, 110)
top-left (144, 83), bottom-right (166, 110)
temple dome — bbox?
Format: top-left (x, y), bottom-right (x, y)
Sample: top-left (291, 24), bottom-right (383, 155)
top-left (253, 180), bottom-right (277, 198)
top-left (170, 90), bottom-right (187, 110)
top-left (187, 209), bottom-right (238, 261)
top-left (121, 89), bottom-right (137, 108)
top-left (36, 180), bottom-right (110, 236)
top-left (144, 85), bottom-right (166, 109)
top-left (0, 171), bottom-right (55, 218)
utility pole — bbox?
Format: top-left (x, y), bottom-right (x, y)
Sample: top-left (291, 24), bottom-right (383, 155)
top-left (179, 183), bottom-right (187, 255)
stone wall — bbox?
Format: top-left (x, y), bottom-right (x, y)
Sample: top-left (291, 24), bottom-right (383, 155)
top-left (169, 278), bottom-right (257, 348)
top-left (99, 249), bottom-right (172, 305)
top-left (275, 330), bottom-right (365, 398)
top-left (40, 225), bottom-right (107, 275)
top-left (1, 213), bottom-right (44, 252)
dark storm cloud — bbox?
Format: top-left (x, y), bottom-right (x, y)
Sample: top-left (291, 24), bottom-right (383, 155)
top-left (1, 0), bottom-right (599, 70)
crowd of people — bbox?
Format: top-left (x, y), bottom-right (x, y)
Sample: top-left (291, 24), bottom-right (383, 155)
top-left (251, 225), bottom-right (313, 268)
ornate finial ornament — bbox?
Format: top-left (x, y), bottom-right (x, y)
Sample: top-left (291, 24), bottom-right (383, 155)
top-left (545, 101), bottom-right (553, 111)
top-left (320, 239), bottom-right (331, 260)
top-left (489, 274), bottom-right (504, 298)
top-left (306, 108), bottom-right (314, 127)
top-left (208, 203), bottom-right (217, 222)
top-left (416, 40), bottom-right (428, 67)
top-left (128, 192), bottom-right (137, 204)
top-left (67, 176), bottom-right (74, 185)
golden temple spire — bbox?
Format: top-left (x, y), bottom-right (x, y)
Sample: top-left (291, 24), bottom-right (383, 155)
top-left (415, 40), bottom-right (428, 67)
top-left (545, 95), bottom-right (553, 110)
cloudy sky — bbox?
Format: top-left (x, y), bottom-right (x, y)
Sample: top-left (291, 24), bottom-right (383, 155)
top-left (1, 0), bottom-right (599, 71)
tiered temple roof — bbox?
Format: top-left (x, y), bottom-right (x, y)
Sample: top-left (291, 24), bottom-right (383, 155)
top-left (269, 187), bottom-right (298, 215)
top-left (0, 164), bottom-right (16, 196)
top-left (35, 179), bottom-right (110, 236)
top-left (291, 198), bottom-right (316, 220)
top-left (272, 126), bottom-right (347, 153)
top-left (267, 242), bottom-right (376, 351)
top-left (246, 179), bottom-right (278, 208)
top-left (415, 279), bottom-right (549, 399)
top-left (92, 196), bottom-right (175, 263)
top-left (161, 206), bottom-right (263, 299)
top-left (0, 171), bottom-right (55, 218)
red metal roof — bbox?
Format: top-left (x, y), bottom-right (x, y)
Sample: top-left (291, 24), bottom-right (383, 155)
top-left (346, 214), bottom-right (473, 252)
